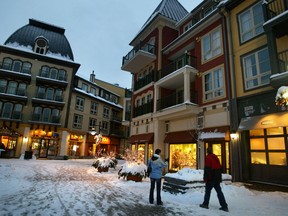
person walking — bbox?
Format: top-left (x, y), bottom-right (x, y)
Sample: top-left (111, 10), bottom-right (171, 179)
top-left (200, 147), bottom-right (229, 212)
top-left (148, 148), bottom-right (168, 205)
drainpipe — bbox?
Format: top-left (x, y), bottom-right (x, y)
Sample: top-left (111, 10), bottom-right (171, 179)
top-left (220, 8), bottom-right (242, 182)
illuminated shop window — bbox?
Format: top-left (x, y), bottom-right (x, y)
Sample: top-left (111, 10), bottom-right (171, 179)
top-left (250, 138), bottom-right (265, 150)
top-left (269, 153), bottom-right (287, 166)
top-left (169, 144), bottom-right (197, 171)
top-left (148, 144), bottom-right (153, 159)
top-left (251, 152), bottom-right (267, 164)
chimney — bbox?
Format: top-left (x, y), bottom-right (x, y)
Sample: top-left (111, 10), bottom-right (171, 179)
top-left (90, 70), bottom-right (96, 83)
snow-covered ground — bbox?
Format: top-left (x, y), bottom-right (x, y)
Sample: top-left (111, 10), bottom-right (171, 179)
top-left (0, 158), bottom-right (287, 216)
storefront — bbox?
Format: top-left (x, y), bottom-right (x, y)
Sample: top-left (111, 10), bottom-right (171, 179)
top-left (0, 126), bottom-right (20, 158)
top-left (69, 133), bottom-right (84, 158)
top-left (128, 133), bottom-right (154, 162)
top-left (238, 91), bottom-right (288, 185)
top-left (30, 129), bottom-right (59, 158)
top-left (164, 130), bottom-right (197, 172)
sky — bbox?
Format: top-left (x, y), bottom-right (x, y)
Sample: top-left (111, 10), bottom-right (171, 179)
top-left (0, 0), bottom-right (203, 89)
top-left (0, 158), bottom-right (288, 215)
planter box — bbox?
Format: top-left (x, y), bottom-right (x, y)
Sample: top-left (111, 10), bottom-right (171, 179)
top-left (98, 167), bottom-right (109, 172)
top-left (127, 174), bottom-right (143, 182)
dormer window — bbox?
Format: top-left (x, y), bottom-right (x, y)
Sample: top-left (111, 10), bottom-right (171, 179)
top-left (34, 37), bottom-right (48, 54)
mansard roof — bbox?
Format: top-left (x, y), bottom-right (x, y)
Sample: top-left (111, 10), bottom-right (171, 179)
top-left (4, 19), bottom-right (74, 61)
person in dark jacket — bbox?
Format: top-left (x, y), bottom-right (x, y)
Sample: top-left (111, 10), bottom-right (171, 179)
top-left (148, 148), bottom-right (167, 205)
top-left (200, 147), bottom-right (228, 212)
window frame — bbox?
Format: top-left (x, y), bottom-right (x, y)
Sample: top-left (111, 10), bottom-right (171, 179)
top-left (201, 27), bottom-right (222, 62)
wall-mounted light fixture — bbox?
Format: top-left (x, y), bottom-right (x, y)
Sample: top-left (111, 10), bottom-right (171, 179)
top-left (230, 132), bottom-right (238, 140)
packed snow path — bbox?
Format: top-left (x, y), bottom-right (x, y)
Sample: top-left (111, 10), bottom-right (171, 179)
top-left (0, 159), bottom-right (288, 216)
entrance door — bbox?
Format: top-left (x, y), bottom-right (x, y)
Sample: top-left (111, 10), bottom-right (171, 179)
top-left (39, 139), bottom-right (48, 158)
top-left (205, 141), bottom-right (230, 174)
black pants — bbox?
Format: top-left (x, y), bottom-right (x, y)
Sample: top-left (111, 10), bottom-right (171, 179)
top-left (149, 178), bottom-right (162, 204)
top-left (203, 181), bottom-right (228, 208)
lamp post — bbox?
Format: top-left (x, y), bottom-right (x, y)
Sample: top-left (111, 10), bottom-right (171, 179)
top-left (89, 123), bottom-right (102, 156)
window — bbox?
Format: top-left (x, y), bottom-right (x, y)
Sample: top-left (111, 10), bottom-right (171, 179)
top-left (89, 118), bottom-right (97, 130)
top-left (101, 121), bottom-right (108, 133)
top-left (110, 95), bottom-right (118, 104)
top-left (239, 2), bottom-right (264, 43)
top-left (55, 89), bottom-right (63, 101)
top-left (50, 68), bottom-right (58, 79)
top-left (249, 128), bottom-right (287, 166)
top-left (37, 86), bottom-right (46, 99)
top-left (46, 88), bottom-right (54, 100)
top-left (51, 109), bottom-right (60, 123)
top-left (82, 83), bottom-right (88, 92)
top-left (34, 37), bottom-right (48, 54)
top-left (7, 81), bottom-right (17, 95)
top-left (169, 144), bottom-right (197, 171)
top-left (242, 47), bottom-right (271, 90)
top-left (42, 108), bottom-right (51, 122)
top-left (12, 60), bottom-right (22, 72)
top-left (204, 68), bottom-right (224, 101)
top-left (2, 58), bottom-right (12, 70)
top-left (90, 87), bottom-right (96, 95)
top-left (17, 83), bottom-right (26, 96)
top-left (40, 66), bottom-right (49, 78)
top-left (0, 80), bottom-right (7, 93)
top-left (103, 106), bottom-right (109, 119)
top-left (58, 69), bottom-right (66, 81)
top-left (75, 97), bottom-right (84, 111)
top-left (22, 62), bottom-right (32, 74)
top-left (184, 21), bottom-right (193, 32)
top-left (2, 102), bottom-right (13, 118)
top-left (33, 107), bottom-right (42, 121)
top-left (90, 102), bottom-right (98, 115)
top-left (202, 28), bottom-right (222, 61)
top-left (73, 114), bottom-right (83, 128)
top-left (0, 101), bottom-right (2, 115)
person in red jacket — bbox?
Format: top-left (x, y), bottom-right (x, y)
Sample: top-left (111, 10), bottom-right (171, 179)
top-left (200, 147), bottom-right (228, 212)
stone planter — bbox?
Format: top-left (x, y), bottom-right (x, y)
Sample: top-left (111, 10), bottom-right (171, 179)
top-left (127, 174), bottom-right (143, 182)
top-left (97, 167), bottom-right (109, 172)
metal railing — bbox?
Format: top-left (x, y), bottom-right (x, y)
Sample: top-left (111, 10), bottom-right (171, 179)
top-left (156, 54), bottom-right (197, 81)
top-left (278, 49), bottom-right (288, 72)
top-left (133, 101), bottom-right (153, 117)
top-left (134, 71), bottom-right (155, 91)
top-left (263, 0), bottom-right (288, 20)
top-left (122, 41), bottom-right (156, 66)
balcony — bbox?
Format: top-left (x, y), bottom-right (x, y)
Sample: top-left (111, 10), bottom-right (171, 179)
top-left (29, 113), bottom-right (61, 125)
top-left (32, 97), bottom-right (65, 108)
top-left (134, 71), bottom-right (155, 91)
top-left (156, 54), bottom-right (197, 81)
top-left (133, 101), bottom-right (153, 118)
top-left (263, 0), bottom-right (288, 37)
top-left (0, 111), bottom-right (22, 121)
top-left (121, 42), bottom-right (156, 73)
top-left (0, 62), bottom-right (32, 82)
top-left (270, 49), bottom-right (288, 88)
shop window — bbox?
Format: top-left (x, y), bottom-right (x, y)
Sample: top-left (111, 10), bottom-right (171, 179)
top-left (250, 138), bottom-right (265, 150)
top-left (250, 129), bottom-right (264, 136)
top-left (267, 127), bottom-right (283, 135)
top-left (267, 137), bottom-right (285, 150)
top-left (148, 144), bottom-right (153, 159)
top-left (251, 152), bottom-right (267, 164)
top-left (269, 153), bottom-right (287, 166)
top-left (169, 144), bottom-right (197, 171)
top-left (137, 144), bottom-right (145, 162)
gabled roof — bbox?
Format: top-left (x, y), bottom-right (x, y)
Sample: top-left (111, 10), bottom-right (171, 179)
top-left (4, 19), bottom-right (74, 61)
top-left (131, 0), bottom-right (188, 44)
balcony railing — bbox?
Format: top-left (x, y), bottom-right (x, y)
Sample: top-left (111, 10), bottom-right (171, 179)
top-left (31, 113), bottom-right (61, 124)
top-left (0, 62), bottom-right (31, 74)
top-left (134, 71), bottom-right (155, 91)
top-left (0, 111), bottom-right (22, 121)
top-left (156, 91), bottom-right (198, 111)
top-left (278, 49), bottom-right (288, 72)
top-left (122, 41), bottom-right (156, 66)
top-left (263, 0), bottom-right (288, 20)
top-left (156, 54), bottom-right (197, 81)
top-left (133, 101), bottom-right (153, 118)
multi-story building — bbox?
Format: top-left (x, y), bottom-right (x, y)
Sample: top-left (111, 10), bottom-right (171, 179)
top-left (222, 0), bottom-right (288, 185)
top-left (0, 19), bottom-right (80, 158)
top-left (121, 0), bottom-right (232, 174)
top-left (0, 19), bottom-right (129, 159)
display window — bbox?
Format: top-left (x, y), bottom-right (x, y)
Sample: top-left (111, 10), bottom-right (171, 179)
top-left (169, 143), bottom-right (197, 171)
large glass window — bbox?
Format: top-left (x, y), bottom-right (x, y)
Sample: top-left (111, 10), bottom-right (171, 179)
top-left (75, 97), bottom-right (84, 111)
top-left (249, 127), bottom-right (287, 166)
top-left (169, 143), bottom-right (197, 171)
top-left (242, 47), bottom-right (271, 90)
top-left (239, 2), bottom-right (264, 43)
top-left (202, 28), bottom-right (222, 61)
top-left (204, 67), bottom-right (224, 101)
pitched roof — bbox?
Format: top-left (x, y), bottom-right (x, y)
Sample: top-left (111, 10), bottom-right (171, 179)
top-left (131, 0), bottom-right (188, 44)
top-left (4, 19), bottom-right (74, 60)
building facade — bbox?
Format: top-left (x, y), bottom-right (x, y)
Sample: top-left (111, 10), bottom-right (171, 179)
top-left (0, 19), bottom-right (129, 159)
top-left (121, 0), bottom-right (232, 174)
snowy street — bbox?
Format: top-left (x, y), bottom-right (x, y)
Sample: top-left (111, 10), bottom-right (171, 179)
top-left (0, 159), bottom-right (287, 216)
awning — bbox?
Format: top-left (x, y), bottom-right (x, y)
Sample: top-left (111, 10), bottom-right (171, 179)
top-left (128, 133), bottom-right (154, 144)
top-left (164, 130), bottom-right (197, 143)
top-left (238, 111), bottom-right (288, 131)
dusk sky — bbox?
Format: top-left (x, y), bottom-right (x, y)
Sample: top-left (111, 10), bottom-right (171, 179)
top-left (0, 0), bottom-right (202, 89)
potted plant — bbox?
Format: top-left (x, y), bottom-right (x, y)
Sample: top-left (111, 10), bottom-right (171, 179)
top-left (92, 151), bottom-right (118, 172)
top-left (118, 149), bottom-right (148, 182)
